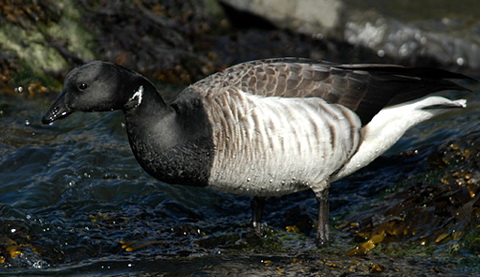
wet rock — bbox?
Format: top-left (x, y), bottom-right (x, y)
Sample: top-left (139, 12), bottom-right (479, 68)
top-left (0, 0), bottom-right (95, 92)
top-left (220, 0), bottom-right (480, 69)
top-left (219, 0), bottom-right (344, 36)
top-left (0, 0), bottom-right (226, 93)
top-left (84, 0), bottom-right (227, 85)
top-left (2, 0), bottom-right (478, 96)
top-left (344, 4), bottom-right (480, 69)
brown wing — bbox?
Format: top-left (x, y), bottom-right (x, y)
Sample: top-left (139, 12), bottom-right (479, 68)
top-left (191, 57), bottom-right (472, 125)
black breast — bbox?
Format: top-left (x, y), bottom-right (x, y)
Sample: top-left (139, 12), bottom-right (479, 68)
top-left (125, 87), bottom-right (214, 187)
top-left (130, 138), bottom-right (213, 187)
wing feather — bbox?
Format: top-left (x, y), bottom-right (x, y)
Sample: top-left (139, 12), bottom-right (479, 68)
top-left (190, 57), bottom-right (473, 125)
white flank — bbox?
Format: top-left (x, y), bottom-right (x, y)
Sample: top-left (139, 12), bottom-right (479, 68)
top-left (207, 89), bottom-right (362, 196)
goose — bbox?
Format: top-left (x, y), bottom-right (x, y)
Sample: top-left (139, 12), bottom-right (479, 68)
top-left (42, 57), bottom-right (473, 247)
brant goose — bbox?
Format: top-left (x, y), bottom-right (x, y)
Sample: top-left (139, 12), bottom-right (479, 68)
top-left (42, 58), bottom-right (473, 246)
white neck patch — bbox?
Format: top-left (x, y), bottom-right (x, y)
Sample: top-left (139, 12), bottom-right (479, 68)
top-left (129, 85), bottom-right (144, 107)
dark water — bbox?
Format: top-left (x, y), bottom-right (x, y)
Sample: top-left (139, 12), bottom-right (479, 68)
top-left (0, 80), bottom-right (479, 275)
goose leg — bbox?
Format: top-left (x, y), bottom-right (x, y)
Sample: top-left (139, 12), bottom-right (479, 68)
top-left (251, 196), bottom-right (266, 236)
top-left (314, 187), bottom-right (330, 247)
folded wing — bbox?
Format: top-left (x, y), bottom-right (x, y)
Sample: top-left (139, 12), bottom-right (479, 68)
top-left (192, 57), bottom-right (472, 125)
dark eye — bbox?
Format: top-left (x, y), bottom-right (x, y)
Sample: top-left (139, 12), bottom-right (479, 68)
top-left (78, 83), bottom-right (88, 91)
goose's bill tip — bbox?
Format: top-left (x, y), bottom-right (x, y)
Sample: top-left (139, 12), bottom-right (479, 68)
top-left (42, 108), bottom-right (73, 124)
top-left (42, 96), bottom-right (72, 125)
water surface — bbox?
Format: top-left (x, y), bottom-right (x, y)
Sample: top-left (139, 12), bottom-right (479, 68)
top-left (0, 81), bottom-right (479, 275)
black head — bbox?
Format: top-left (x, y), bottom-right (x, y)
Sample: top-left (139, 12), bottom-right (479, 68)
top-left (42, 61), bottom-right (144, 124)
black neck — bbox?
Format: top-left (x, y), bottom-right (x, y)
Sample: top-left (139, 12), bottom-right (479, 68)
top-left (122, 84), bottom-right (214, 187)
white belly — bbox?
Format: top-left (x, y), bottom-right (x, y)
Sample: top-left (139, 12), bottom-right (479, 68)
top-left (206, 90), bottom-right (361, 196)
